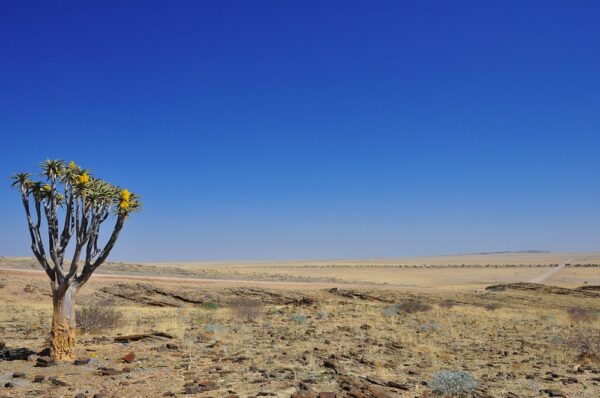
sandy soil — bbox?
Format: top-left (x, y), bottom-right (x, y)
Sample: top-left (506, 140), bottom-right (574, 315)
top-left (0, 255), bottom-right (599, 398)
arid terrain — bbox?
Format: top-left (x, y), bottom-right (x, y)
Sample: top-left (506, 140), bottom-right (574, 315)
top-left (1, 253), bottom-right (599, 397)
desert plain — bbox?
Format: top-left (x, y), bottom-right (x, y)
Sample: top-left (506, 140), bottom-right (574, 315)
top-left (0, 252), bottom-right (599, 398)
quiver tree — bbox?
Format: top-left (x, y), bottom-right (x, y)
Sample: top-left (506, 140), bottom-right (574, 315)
top-left (11, 160), bottom-right (140, 360)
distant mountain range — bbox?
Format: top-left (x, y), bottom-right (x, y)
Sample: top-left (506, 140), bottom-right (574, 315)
top-left (472, 250), bottom-right (551, 255)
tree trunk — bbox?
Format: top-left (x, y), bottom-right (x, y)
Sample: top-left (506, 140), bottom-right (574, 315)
top-left (51, 285), bottom-right (76, 361)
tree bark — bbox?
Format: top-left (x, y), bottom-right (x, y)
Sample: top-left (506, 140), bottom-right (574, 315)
top-left (51, 285), bottom-right (76, 361)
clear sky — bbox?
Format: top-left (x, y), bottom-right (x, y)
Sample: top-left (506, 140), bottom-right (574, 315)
top-left (1, 1), bottom-right (599, 262)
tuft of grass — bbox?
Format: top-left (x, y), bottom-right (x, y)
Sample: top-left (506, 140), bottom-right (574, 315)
top-left (429, 370), bottom-right (478, 396)
top-left (76, 304), bottom-right (125, 334)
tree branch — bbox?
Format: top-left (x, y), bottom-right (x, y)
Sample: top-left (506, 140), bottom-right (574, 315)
top-left (76, 214), bottom-right (126, 288)
top-left (20, 190), bottom-right (54, 281)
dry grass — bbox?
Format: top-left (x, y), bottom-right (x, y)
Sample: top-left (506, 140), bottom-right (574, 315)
top-left (76, 304), bottom-right (125, 334)
top-left (229, 297), bottom-right (263, 321)
top-left (1, 263), bottom-right (600, 397)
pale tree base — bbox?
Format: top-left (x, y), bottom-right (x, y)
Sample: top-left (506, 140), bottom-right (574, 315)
top-left (51, 320), bottom-right (76, 361)
top-left (51, 286), bottom-right (77, 361)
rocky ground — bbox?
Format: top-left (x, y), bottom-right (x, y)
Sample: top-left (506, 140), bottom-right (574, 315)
top-left (0, 271), bottom-right (599, 398)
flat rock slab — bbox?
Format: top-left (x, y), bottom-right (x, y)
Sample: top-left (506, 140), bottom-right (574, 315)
top-left (114, 332), bottom-right (174, 343)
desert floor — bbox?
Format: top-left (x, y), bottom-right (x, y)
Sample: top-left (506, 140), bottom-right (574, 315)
top-left (0, 253), bottom-right (599, 398)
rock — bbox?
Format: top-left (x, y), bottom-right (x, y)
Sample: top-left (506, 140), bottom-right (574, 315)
top-left (75, 394), bottom-right (85, 398)
top-left (323, 360), bottom-right (339, 373)
top-left (24, 284), bottom-right (39, 293)
top-left (93, 394), bottom-right (107, 398)
top-left (506, 393), bottom-right (520, 398)
top-left (12, 372), bottom-right (25, 378)
top-left (4, 383), bottom-right (14, 388)
top-left (0, 347), bottom-right (36, 361)
top-left (36, 356), bottom-right (56, 367)
top-left (98, 367), bottom-right (122, 376)
top-left (198, 380), bottom-right (217, 391)
top-left (74, 358), bottom-right (91, 365)
top-left (184, 384), bottom-right (202, 394)
top-left (292, 392), bottom-right (316, 398)
top-left (318, 393), bottom-right (335, 398)
top-left (114, 332), bottom-right (174, 343)
top-left (385, 381), bottom-right (410, 390)
top-left (541, 390), bottom-right (567, 397)
top-left (37, 347), bottom-right (52, 357)
top-left (122, 352), bottom-right (136, 363)
top-left (50, 377), bottom-right (68, 386)
top-left (163, 392), bottom-right (175, 397)
top-left (33, 375), bottom-right (45, 383)
top-left (166, 343), bottom-right (179, 350)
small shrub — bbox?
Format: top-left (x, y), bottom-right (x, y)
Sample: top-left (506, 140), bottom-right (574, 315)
top-left (548, 335), bottom-right (567, 345)
top-left (483, 302), bottom-right (501, 311)
top-left (429, 370), bottom-right (478, 396)
top-left (567, 307), bottom-right (597, 323)
top-left (203, 323), bottom-right (224, 333)
top-left (568, 328), bottom-right (600, 362)
top-left (200, 301), bottom-right (219, 310)
top-left (229, 298), bottom-right (263, 321)
top-left (397, 300), bottom-right (432, 314)
top-left (316, 311), bottom-right (328, 320)
top-left (76, 304), bottom-right (124, 334)
top-left (438, 300), bottom-right (457, 309)
top-left (383, 300), bottom-right (431, 316)
top-left (290, 314), bottom-right (307, 324)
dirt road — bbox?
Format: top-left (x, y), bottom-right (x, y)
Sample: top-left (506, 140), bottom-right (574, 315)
top-left (528, 258), bottom-right (572, 283)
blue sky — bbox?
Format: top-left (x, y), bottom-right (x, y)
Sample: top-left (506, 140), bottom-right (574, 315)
top-left (1, 1), bottom-right (599, 261)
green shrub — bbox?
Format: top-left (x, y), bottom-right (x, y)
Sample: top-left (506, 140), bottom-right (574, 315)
top-left (201, 301), bottom-right (219, 310)
top-left (203, 323), bottom-right (224, 333)
top-left (316, 311), bottom-right (328, 320)
top-left (291, 314), bottom-right (307, 324)
top-left (429, 370), bottom-right (478, 395)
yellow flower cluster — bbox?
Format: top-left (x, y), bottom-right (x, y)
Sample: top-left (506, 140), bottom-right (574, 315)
top-left (43, 184), bottom-right (51, 192)
top-left (79, 173), bottom-right (90, 185)
top-left (119, 189), bottom-right (130, 210)
top-left (69, 161), bottom-right (76, 170)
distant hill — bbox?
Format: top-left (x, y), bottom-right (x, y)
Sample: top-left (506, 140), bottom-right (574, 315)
top-left (473, 250), bottom-right (551, 255)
